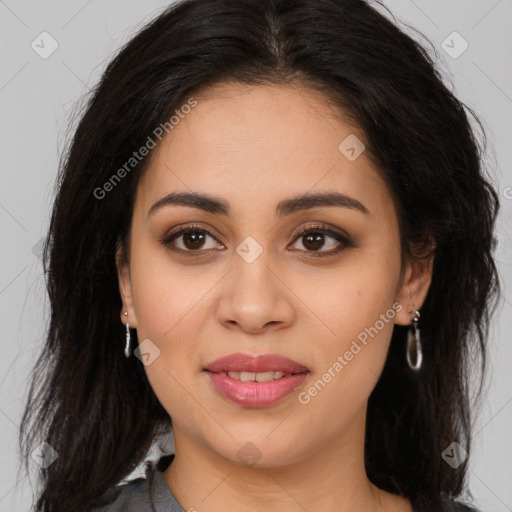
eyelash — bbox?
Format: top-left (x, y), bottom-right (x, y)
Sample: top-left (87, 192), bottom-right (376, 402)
top-left (159, 223), bottom-right (354, 259)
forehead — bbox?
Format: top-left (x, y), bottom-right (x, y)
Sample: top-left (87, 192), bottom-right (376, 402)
top-left (136, 82), bottom-right (395, 222)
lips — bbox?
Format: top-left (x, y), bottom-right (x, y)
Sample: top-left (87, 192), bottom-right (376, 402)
top-left (204, 353), bottom-right (309, 407)
top-left (204, 353), bottom-right (309, 374)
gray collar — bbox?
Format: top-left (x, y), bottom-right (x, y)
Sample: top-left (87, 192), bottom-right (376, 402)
top-left (146, 463), bottom-right (185, 512)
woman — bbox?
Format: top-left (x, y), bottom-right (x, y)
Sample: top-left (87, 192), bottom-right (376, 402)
top-left (20, 0), bottom-right (501, 511)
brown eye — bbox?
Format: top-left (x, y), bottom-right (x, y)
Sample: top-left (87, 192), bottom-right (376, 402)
top-left (180, 230), bottom-right (208, 250)
top-left (299, 232), bottom-right (331, 252)
top-left (161, 224), bottom-right (223, 256)
top-left (160, 223), bottom-right (353, 259)
top-left (290, 225), bottom-right (353, 258)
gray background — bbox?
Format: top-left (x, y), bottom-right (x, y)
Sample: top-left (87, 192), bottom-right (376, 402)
top-left (1, 1), bottom-right (511, 510)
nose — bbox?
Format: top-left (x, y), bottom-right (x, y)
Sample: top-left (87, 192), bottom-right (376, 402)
top-left (215, 249), bottom-right (296, 334)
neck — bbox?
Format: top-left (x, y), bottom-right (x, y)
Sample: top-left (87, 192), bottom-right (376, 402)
top-left (163, 407), bottom-right (410, 512)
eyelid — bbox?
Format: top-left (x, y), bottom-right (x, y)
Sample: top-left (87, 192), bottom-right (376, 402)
top-left (163, 222), bottom-right (224, 243)
top-left (289, 223), bottom-right (354, 257)
top-left (159, 222), bottom-right (224, 255)
top-left (160, 222), bottom-right (354, 256)
top-left (292, 223), bottom-right (351, 243)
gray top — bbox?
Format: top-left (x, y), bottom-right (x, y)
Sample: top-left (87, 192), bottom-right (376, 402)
top-left (88, 455), bottom-right (480, 512)
top-left (89, 462), bottom-right (184, 512)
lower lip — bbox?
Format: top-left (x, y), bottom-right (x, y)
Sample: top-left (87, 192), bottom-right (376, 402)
top-left (205, 371), bottom-right (308, 407)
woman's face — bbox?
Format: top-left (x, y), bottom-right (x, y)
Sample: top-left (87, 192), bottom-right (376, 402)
top-left (117, 82), bottom-right (432, 468)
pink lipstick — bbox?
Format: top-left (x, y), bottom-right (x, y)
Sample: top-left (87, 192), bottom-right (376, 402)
top-left (204, 353), bottom-right (309, 407)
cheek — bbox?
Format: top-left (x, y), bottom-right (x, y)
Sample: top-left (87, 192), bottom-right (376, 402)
top-left (129, 236), bottom-right (204, 339)
top-left (300, 253), bottom-right (400, 400)
top-left (298, 314), bottom-right (396, 430)
top-left (128, 251), bottom-right (209, 420)
top-left (302, 253), bottom-right (399, 341)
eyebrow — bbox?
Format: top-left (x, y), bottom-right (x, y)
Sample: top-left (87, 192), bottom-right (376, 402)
top-left (147, 191), bottom-right (370, 218)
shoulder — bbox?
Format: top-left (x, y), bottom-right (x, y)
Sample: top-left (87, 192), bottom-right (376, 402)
top-left (444, 502), bottom-right (481, 512)
top-left (87, 474), bottom-right (153, 511)
top-left (84, 458), bottom-right (182, 512)
top-left (413, 497), bottom-right (483, 512)
top-left (442, 495), bottom-right (482, 512)
top-left (412, 497), bottom-right (483, 512)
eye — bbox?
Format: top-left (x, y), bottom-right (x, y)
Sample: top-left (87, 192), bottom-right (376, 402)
top-left (160, 224), bottom-right (224, 256)
top-left (160, 222), bottom-right (353, 258)
top-left (289, 224), bottom-right (353, 258)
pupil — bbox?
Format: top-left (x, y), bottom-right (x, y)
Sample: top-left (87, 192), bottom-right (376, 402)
top-left (304, 233), bottom-right (324, 251)
top-left (182, 232), bottom-right (326, 251)
top-left (184, 231), bottom-right (205, 250)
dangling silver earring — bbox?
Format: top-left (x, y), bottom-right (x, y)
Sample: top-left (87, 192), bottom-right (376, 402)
top-left (406, 309), bottom-right (422, 371)
top-left (124, 311), bottom-right (131, 358)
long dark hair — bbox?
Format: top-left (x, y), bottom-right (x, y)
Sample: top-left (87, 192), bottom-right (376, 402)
top-left (19, 1), bottom-right (501, 511)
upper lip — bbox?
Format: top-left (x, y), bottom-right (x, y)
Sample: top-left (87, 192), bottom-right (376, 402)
top-left (204, 353), bottom-right (309, 374)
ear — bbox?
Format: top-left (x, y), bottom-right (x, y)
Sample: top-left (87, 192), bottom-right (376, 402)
top-left (394, 249), bottom-right (435, 327)
top-left (115, 242), bottom-right (138, 328)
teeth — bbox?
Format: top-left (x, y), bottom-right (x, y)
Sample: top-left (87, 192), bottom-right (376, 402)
top-left (224, 370), bottom-right (288, 382)
top-left (255, 371), bottom-right (274, 382)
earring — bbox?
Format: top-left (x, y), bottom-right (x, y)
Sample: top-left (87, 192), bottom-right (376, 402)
top-left (124, 311), bottom-right (131, 358)
top-left (406, 308), bottom-right (422, 371)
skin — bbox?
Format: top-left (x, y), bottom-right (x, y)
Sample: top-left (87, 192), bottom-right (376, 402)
top-left (116, 82), bottom-right (434, 512)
